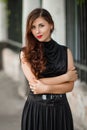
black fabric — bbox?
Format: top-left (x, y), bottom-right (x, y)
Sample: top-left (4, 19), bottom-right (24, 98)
top-left (21, 39), bottom-right (74, 130)
top-left (40, 39), bottom-right (67, 77)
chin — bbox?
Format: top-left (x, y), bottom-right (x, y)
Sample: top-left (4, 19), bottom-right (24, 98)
top-left (37, 39), bottom-right (44, 42)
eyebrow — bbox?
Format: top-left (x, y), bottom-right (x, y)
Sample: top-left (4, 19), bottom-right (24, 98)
top-left (32, 22), bottom-right (45, 26)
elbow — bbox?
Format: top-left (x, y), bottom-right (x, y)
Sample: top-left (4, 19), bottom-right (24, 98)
top-left (68, 82), bottom-right (74, 92)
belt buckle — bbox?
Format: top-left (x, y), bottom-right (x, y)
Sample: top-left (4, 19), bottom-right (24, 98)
top-left (42, 95), bottom-right (47, 100)
top-left (42, 94), bottom-right (53, 100)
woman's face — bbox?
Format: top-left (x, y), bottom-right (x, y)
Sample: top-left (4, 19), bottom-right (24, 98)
top-left (31, 17), bottom-right (53, 42)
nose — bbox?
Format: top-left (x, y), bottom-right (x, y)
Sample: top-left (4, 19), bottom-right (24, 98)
top-left (36, 27), bottom-right (40, 34)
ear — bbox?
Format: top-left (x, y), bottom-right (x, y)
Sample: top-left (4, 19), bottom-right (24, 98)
top-left (51, 24), bottom-right (53, 29)
top-left (50, 24), bottom-right (54, 32)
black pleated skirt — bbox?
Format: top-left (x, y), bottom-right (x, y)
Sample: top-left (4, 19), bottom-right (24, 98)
top-left (21, 93), bottom-right (74, 130)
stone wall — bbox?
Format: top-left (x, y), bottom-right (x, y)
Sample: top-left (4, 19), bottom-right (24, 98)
top-left (1, 47), bottom-right (87, 130)
top-left (2, 48), bottom-right (21, 81)
top-left (2, 47), bottom-right (28, 99)
top-left (67, 80), bottom-right (87, 130)
top-left (0, 2), bottom-right (8, 41)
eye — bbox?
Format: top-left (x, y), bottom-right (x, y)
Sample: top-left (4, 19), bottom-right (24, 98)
top-left (31, 25), bottom-right (36, 30)
top-left (39, 24), bottom-right (44, 27)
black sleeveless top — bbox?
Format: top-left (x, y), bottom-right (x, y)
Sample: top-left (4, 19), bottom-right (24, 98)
top-left (40, 39), bottom-right (68, 78)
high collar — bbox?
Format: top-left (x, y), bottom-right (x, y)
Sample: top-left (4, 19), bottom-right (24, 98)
top-left (43, 39), bottom-right (54, 48)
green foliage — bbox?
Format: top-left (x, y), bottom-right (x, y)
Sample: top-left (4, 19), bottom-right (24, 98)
top-left (0, 0), bottom-right (8, 3)
top-left (0, 0), bottom-right (10, 27)
top-left (76, 0), bottom-right (86, 5)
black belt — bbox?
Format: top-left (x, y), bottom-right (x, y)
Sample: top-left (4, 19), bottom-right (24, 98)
top-left (41, 94), bottom-right (63, 100)
top-left (29, 93), bottom-right (66, 101)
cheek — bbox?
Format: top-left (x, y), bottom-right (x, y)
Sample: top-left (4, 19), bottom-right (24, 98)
top-left (31, 30), bottom-right (35, 36)
top-left (44, 28), bottom-right (51, 35)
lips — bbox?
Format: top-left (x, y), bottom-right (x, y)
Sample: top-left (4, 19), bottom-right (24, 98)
top-left (37, 35), bottom-right (43, 39)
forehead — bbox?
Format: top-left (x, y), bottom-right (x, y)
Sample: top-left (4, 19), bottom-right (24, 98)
top-left (32, 17), bottom-right (49, 25)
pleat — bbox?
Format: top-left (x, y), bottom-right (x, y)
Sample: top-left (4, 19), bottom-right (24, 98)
top-left (21, 96), bottom-right (74, 130)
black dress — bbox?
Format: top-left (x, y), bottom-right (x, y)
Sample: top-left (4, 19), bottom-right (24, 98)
top-left (21, 39), bottom-right (74, 130)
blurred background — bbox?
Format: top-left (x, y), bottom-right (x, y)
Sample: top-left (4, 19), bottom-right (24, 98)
top-left (0, 0), bottom-right (87, 130)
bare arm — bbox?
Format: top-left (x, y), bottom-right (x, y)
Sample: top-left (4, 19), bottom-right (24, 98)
top-left (20, 51), bottom-right (37, 84)
top-left (39, 68), bottom-right (77, 85)
top-left (45, 48), bottom-right (75, 93)
top-left (30, 80), bottom-right (74, 94)
top-left (30, 48), bottom-right (77, 94)
top-left (39, 48), bottom-right (77, 85)
top-left (20, 50), bottom-right (77, 85)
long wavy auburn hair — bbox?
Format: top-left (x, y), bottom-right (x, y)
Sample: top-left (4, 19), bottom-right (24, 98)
top-left (23, 8), bottom-right (54, 78)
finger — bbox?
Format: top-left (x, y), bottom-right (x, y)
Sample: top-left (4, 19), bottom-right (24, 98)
top-left (33, 79), bottom-right (39, 83)
top-left (69, 67), bottom-right (74, 71)
top-left (71, 66), bottom-right (76, 70)
top-left (73, 70), bottom-right (77, 73)
top-left (29, 81), bottom-right (35, 85)
top-left (32, 89), bottom-right (34, 92)
top-left (73, 70), bottom-right (78, 75)
top-left (30, 85), bottom-right (33, 89)
top-left (30, 86), bottom-right (35, 92)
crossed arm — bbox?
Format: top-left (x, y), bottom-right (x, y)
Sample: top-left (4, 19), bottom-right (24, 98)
top-left (20, 48), bottom-right (78, 94)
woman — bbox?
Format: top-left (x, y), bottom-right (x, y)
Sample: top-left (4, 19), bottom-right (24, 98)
top-left (20, 8), bottom-right (78, 130)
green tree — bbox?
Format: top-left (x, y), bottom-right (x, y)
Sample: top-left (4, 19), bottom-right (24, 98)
top-left (0, 0), bottom-right (8, 2)
top-left (76, 0), bottom-right (86, 5)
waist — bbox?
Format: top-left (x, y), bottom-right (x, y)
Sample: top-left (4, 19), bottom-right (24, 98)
top-left (28, 93), bottom-right (66, 101)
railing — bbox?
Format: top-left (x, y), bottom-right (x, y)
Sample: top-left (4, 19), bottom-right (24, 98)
top-left (75, 62), bottom-right (87, 83)
top-left (8, 0), bottom-right (22, 43)
top-left (0, 39), bottom-right (22, 49)
top-left (76, 1), bottom-right (87, 83)
top-left (66, 0), bottom-right (87, 83)
top-left (75, 62), bottom-right (87, 72)
top-left (0, 39), bottom-right (22, 70)
top-left (4, 39), bottom-right (22, 48)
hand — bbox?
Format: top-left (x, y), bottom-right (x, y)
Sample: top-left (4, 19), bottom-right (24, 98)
top-left (66, 67), bottom-right (78, 82)
top-left (29, 79), bottom-right (48, 94)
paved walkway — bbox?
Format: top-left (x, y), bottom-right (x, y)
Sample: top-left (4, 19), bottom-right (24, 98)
top-left (0, 71), bottom-right (25, 130)
top-left (0, 70), bottom-right (86, 130)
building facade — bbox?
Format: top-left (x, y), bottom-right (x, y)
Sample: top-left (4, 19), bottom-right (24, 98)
top-left (0, 0), bottom-right (87, 129)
